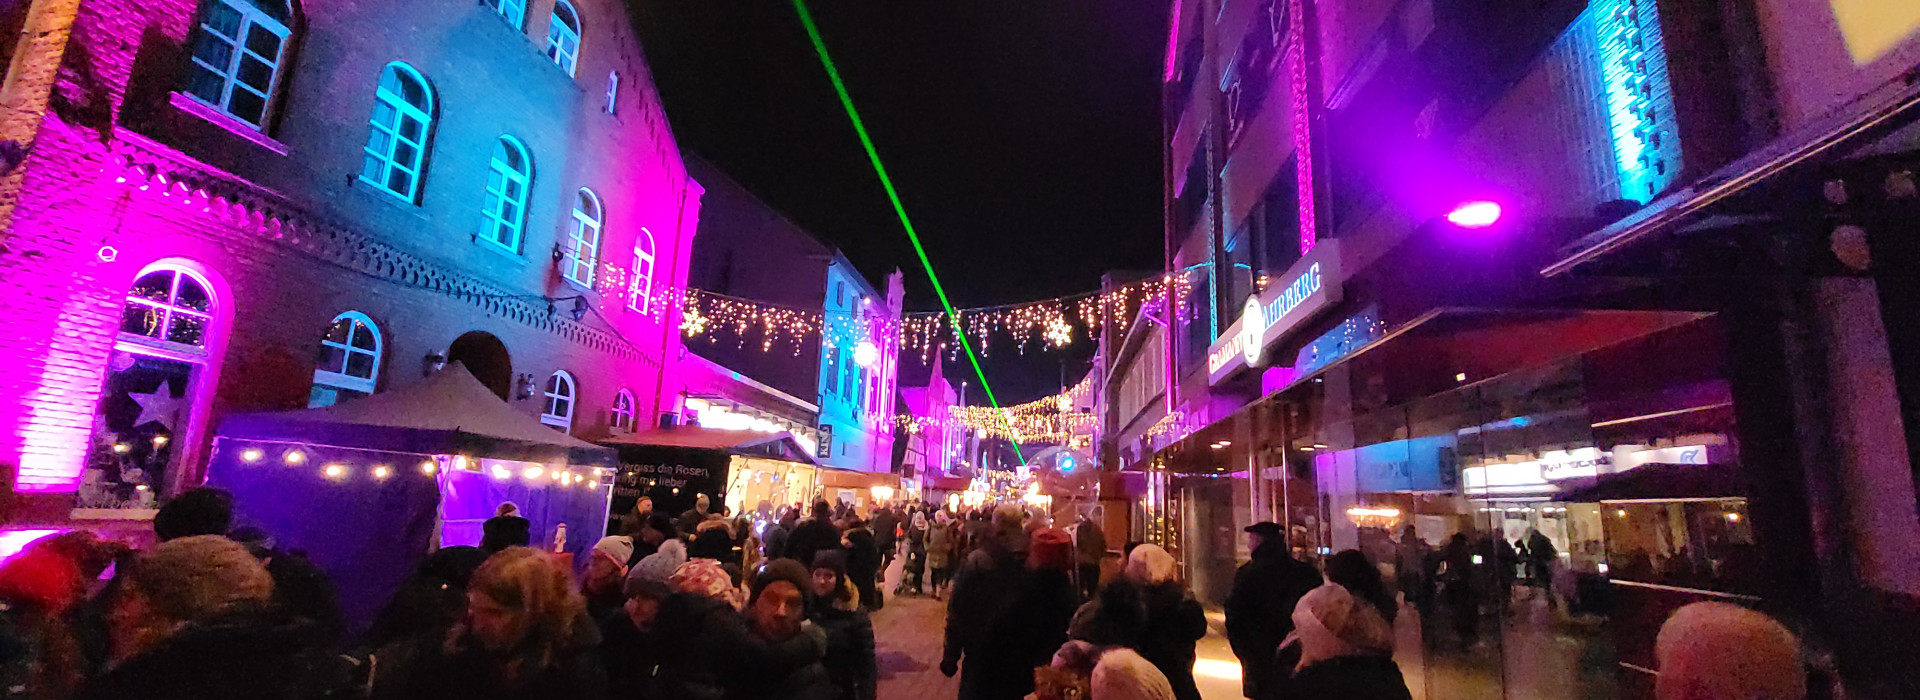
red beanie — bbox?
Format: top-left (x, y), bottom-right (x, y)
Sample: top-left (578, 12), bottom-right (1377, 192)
top-left (1029, 528), bottom-right (1074, 572)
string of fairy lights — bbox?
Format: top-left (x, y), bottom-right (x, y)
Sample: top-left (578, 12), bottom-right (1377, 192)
top-left (894, 373), bottom-right (1099, 445)
top-left (673, 269), bottom-right (1198, 360)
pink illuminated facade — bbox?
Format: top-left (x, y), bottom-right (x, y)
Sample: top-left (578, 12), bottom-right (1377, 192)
top-left (0, 0), bottom-right (701, 522)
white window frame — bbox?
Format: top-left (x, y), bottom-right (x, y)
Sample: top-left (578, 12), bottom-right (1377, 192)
top-left (479, 136), bottom-right (532, 252)
top-left (611, 389), bottom-right (636, 432)
top-left (541, 370), bottom-right (577, 430)
top-left (605, 71), bottom-right (620, 114)
top-left (360, 62), bottom-right (434, 203)
top-left (546, 1), bottom-right (582, 76)
top-left (118, 267), bottom-right (217, 355)
top-left (492, 0), bottom-right (525, 29)
top-left (183, 0), bottom-right (292, 130)
top-left (563, 188), bottom-right (602, 287)
top-left (628, 226), bottom-right (656, 314)
top-left (312, 311), bottom-right (382, 397)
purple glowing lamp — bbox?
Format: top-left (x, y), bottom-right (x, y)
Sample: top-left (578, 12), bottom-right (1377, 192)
top-left (1446, 201), bottom-right (1503, 229)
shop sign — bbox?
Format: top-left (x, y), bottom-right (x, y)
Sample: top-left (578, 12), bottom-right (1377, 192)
top-left (1538, 448), bottom-right (1611, 480)
top-left (1614, 443), bottom-right (1710, 472)
top-left (1354, 435), bottom-right (1456, 492)
top-left (1207, 245), bottom-right (1342, 384)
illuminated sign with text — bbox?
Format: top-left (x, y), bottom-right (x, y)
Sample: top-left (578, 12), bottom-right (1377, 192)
top-left (1207, 246), bottom-right (1341, 384)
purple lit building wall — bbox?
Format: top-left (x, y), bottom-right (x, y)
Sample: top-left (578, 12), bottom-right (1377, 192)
top-left (0, 0), bottom-right (701, 522)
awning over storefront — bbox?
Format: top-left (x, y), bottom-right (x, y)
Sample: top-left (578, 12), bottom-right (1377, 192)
top-left (1558, 462), bottom-right (1745, 502)
top-left (1544, 76), bottom-right (1920, 277)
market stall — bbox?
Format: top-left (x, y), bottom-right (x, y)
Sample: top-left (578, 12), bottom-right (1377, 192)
top-left (210, 363), bottom-right (616, 630)
top-left (601, 426), bottom-right (820, 527)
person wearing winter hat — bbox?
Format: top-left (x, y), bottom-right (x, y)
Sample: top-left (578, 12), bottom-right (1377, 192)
top-left (626, 540), bottom-right (686, 603)
top-left (809, 550), bottom-right (877, 700)
top-left (747, 558), bottom-right (833, 700)
top-left (582, 535), bottom-right (635, 623)
top-left (1111, 543), bottom-right (1207, 700)
top-left (597, 541), bottom-right (681, 700)
top-left (80, 536), bottom-right (338, 700)
top-left (1280, 582), bottom-right (1409, 700)
top-left (1045, 640), bottom-right (1176, 700)
top-left (479, 505), bottom-right (531, 554)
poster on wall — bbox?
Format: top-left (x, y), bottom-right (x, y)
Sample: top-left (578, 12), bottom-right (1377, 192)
top-left (78, 351), bottom-right (197, 509)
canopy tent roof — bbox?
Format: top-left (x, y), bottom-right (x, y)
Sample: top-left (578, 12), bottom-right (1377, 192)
top-left (602, 426), bottom-right (822, 466)
top-left (1557, 462), bottom-right (1745, 503)
top-left (218, 363), bottom-right (615, 465)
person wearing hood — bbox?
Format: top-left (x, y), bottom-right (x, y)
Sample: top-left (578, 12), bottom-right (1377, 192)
top-left (1226, 522), bottom-right (1322, 700)
top-left (808, 551), bottom-right (877, 700)
top-left (375, 547), bottom-right (608, 700)
top-left (583, 536), bottom-right (635, 624)
top-left (783, 502), bottom-right (843, 573)
top-left (1116, 544), bottom-right (1207, 700)
top-left (80, 536), bottom-right (348, 700)
top-left (597, 541), bottom-right (684, 700)
top-left (841, 519), bottom-right (882, 611)
top-left (1275, 583), bottom-right (1408, 700)
top-left (481, 503), bottom-right (533, 554)
top-left (745, 559), bottom-right (834, 700)
top-left (943, 527), bottom-right (1077, 700)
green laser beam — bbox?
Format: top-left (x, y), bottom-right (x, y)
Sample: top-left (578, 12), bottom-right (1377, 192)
top-left (792, 0), bottom-right (1027, 463)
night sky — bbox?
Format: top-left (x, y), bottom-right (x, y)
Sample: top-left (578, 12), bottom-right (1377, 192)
top-left (628, 0), bottom-right (1171, 403)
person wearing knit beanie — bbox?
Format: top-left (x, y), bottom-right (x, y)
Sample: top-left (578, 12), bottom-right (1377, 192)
top-left (626, 540), bottom-right (685, 599)
top-left (583, 536), bottom-right (634, 622)
top-left (1124, 543), bottom-right (1178, 585)
top-left (671, 558), bottom-right (740, 610)
top-left (747, 559), bottom-right (813, 644)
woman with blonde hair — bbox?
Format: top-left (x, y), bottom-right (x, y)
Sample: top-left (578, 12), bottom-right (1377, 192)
top-left (377, 547), bottom-right (606, 700)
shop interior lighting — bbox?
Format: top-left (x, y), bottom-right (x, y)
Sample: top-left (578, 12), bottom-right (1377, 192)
top-left (794, 0), bottom-right (1024, 462)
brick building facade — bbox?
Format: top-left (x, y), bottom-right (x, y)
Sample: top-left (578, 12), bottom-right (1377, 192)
top-left (0, 0), bottom-right (701, 523)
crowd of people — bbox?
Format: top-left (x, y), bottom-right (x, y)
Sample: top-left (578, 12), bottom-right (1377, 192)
top-left (0, 487), bottom-right (1820, 700)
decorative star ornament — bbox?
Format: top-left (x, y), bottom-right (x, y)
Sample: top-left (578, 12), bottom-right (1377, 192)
top-left (129, 385), bottom-right (185, 431)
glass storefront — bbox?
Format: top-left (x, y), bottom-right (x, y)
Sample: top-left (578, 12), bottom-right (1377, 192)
top-left (1231, 316), bottom-right (1742, 700)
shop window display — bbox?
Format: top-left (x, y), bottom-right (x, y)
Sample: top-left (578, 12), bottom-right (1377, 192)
top-left (79, 352), bottom-right (198, 509)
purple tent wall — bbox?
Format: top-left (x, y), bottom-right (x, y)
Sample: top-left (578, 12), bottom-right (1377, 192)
top-left (439, 467), bottom-right (612, 572)
top-left (207, 439), bottom-right (441, 635)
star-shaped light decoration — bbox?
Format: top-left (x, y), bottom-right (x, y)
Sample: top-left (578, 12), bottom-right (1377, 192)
top-left (129, 385), bottom-right (186, 431)
top-left (681, 308), bottom-right (709, 337)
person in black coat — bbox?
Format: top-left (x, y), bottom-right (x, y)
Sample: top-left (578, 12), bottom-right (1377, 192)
top-left (1274, 583), bottom-right (1410, 700)
top-left (373, 548), bottom-right (607, 700)
top-left (1226, 522), bottom-right (1323, 700)
top-left (943, 526), bottom-right (1078, 700)
top-left (807, 551), bottom-right (878, 700)
top-left (80, 536), bottom-right (351, 700)
top-left (782, 502), bottom-right (844, 570)
top-left (869, 507), bottom-right (899, 575)
top-left (1326, 549), bottom-right (1398, 623)
top-left (1122, 544), bottom-right (1209, 700)
top-left (841, 521), bottom-right (883, 611)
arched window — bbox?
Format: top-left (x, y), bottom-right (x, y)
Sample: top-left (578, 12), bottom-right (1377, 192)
top-left (545, 1), bottom-right (581, 76)
top-left (611, 389), bottom-right (636, 432)
top-left (86, 262), bottom-right (227, 508)
top-left (183, 0), bottom-right (293, 129)
top-left (628, 226), bottom-right (656, 314)
top-left (541, 370), bottom-right (576, 430)
top-left (489, 0), bottom-right (525, 29)
top-left (562, 188), bottom-right (601, 286)
top-left (310, 311), bottom-right (381, 407)
top-left (360, 62), bottom-right (434, 202)
top-left (479, 137), bottom-right (531, 252)
top-left (120, 267), bottom-right (215, 351)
